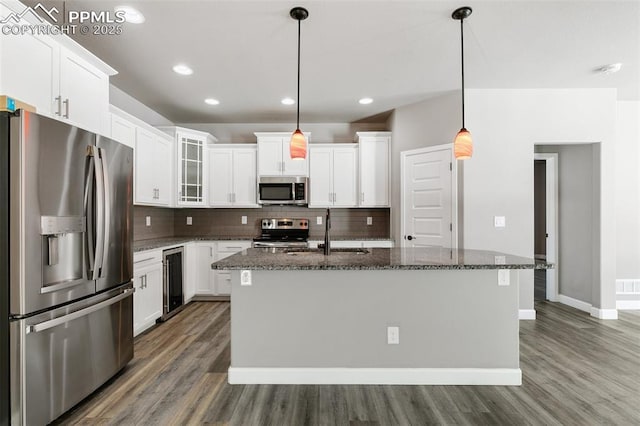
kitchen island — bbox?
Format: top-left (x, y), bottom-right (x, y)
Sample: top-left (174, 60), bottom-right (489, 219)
top-left (212, 247), bottom-right (551, 386)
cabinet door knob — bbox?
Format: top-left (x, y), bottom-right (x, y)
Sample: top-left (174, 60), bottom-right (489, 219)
top-left (62, 98), bottom-right (70, 119)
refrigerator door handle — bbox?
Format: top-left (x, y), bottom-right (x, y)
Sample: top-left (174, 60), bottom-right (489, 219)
top-left (84, 152), bottom-right (96, 276)
top-left (26, 288), bottom-right (134, 334)
top-left (91, 146), bottom-right (106, 280)
top-left (99, 147), bottom-right (111, 277)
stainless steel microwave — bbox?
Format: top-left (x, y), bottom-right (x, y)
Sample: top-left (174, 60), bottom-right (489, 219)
top-left (258, 176), bottom-right (308, 205)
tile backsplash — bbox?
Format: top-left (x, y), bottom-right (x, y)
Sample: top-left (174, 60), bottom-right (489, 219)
top-left (133, 206), bottom-right (175, 240)
top-left (134, 206), bottom-right (390, 241)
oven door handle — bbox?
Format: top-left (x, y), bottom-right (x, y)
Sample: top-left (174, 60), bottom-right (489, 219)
top-left (27, 288), bottom-right (134, 334)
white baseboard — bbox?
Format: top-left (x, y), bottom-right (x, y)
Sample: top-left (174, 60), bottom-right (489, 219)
top-left (228, 367), bottom-right (522, 386)
top-left (558, 294), bottom-right (618, 319)
top-left (616, 300), bottom-right (640, 310)
top-left (590, 307), bottom-right (619, 319)
top-left (518, 309), bottom-right (536, 320)
top-left (558, 294), bottom-right (592, 313)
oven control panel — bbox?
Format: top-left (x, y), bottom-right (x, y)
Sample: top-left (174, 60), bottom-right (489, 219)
top-left (261, 218), bottom-right (309, 230)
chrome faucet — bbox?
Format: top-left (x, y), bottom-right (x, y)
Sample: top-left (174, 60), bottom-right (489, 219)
top-left (323, 208), bottom-right (331, 255)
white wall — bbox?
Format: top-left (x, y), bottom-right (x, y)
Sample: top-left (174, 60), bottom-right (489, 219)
top-left (615, 101), bottom-right (640, 279)
top-left (177, 122), bottom-right (387, 144)
top-left (388, 92), bottom-right (460, 243)
top-left (109, 85), bottom-right (173, 126)
top-left (463, 89), bottom-right (617, 312)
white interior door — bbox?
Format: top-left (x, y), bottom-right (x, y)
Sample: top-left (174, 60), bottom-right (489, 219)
top-left (401, 146), bottom-right (454, 248)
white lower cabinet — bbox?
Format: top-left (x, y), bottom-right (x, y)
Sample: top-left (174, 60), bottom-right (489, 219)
top-left (194, 242), bottom-right (216, 296)
top-left (213, 241), bottom-right (252, 295)
top-left (133, 250), bottom-right (163, 336)
top-left (187, 241), bottom-right (251, 297)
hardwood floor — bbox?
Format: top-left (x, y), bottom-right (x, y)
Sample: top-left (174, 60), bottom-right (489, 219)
top-left (54, 301), bottom-right (640, 425)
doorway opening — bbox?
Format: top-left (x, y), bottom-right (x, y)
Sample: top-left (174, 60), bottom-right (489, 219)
top-left (533, 153), bottom-right (559, 302)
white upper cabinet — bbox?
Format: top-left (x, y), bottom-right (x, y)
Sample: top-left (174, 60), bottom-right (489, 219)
top-left (158, 127), bottom-right (217, 207)
top-left (0, 6), bottom-right (114, 134)
top-left (111, 107), bottom-right (174, 207)
top-left (58, 47), bottom-right (110, 134)
top-left (209, 148), bottom-right (234, 206)
top-left (0, 28), bottom-right (59, 117)
top-left (357, 132), bottom-right (391, 207)
top-left (135, 127), bottom-right (172, 206)
top-left (233, 148), bottom-right (259, 206)
top-left (209, 145), bottom-right (259, 207)
top-left (256, 132), bottom-right (309, 177)
top-left (110, 112), bottom-right (136, 148)
top-left (309, 144), bottom-right (358, 208)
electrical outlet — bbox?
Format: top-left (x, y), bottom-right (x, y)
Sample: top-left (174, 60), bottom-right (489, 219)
top-left (145, 216), bottom-right (151, 227)
top-left (186, 216), bottom-right (192, 225)
top-left (241, 216), bottom-right (247, 225)
top-left (316, 216), bottom-right (322, 225)
top-left (387, 326), bottom-right (399, 344)
top-left (494, 255), bottom-right (506, 265)
top-left (367, 217), bottom-right (373, 225)
top-left (241, 270), bottom-right (252, 286)
top-left (494, 216), bottom-right (506, 228)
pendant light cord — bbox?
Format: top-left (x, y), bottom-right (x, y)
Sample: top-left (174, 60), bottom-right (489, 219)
top-left (296, 17), bottom-right (301, 129)
top-left (460, 18), bottom-right (465, 129)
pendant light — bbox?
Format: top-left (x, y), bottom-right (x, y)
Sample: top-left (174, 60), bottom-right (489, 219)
top-left (452, 6), bottom-right (473, 160)
top-left (289, 7), bottom-right (309, 160)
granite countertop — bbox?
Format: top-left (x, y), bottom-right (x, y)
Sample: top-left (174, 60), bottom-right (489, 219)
top-left (211, 247), bottom-right (554, 271)
top-left (133, 236), bottom-right (253, 252)
top-left (133, 237), bottom-right (395, 252)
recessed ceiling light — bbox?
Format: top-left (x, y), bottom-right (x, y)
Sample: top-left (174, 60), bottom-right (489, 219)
top-left (596, 63), bottom-right (622, 74)
top-left (204, 98), bottom-right (220, 105)
top-left (359, 97), bottom-right (373, 105)
top-left (172, 64), bottom-right (193, 76)
top-left (281, 97), bottom-right (295, 105)
top-left (115, 6), bottom-right (145, 24)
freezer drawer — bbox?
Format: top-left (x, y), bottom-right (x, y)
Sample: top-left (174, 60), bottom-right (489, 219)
top-left (10, 284), bottom-right (134, 426)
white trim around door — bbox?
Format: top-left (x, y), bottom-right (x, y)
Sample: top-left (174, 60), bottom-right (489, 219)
top-left (534, 153), bottom-right (559, 302)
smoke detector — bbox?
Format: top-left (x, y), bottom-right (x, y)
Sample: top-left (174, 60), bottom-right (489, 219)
top-left (596, 63), bottom-right (622, 74)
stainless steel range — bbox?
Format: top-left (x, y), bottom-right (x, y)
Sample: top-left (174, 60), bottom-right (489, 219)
top-left (252, 218), bottom-right (309, 248)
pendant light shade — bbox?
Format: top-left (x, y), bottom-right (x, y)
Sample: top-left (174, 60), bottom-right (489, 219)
top-left (290, 128), bottom-right (306, 159)
top-left (289, 7), bottom-right (309, 160)
top-left (452, 6), bottom-right (473, 160)
top-left (454, 128), bottom-right (472, 159)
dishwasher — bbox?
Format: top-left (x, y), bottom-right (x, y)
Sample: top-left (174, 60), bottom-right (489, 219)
top-left (161, 246), bottom-right (184, 321)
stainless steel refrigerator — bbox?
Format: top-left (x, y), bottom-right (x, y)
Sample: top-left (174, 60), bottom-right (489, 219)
top-left (0, 110), bottom-right (134, 425)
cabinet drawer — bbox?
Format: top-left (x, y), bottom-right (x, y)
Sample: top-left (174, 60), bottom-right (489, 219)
top-left (216, 241), bottom-right (251, 256)
top-left (133, 250), bottom-right (162, 267)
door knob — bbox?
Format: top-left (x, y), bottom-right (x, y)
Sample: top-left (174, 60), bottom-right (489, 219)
top-left (406, 235), bottom-right (414, 241)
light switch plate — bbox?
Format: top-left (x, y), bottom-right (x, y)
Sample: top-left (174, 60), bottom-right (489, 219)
top-left (241, 270), bottom-right (252, 286)
top-left (367, 217), bottom-right (373, 225)
top-left (498, 269), bottom-right (510, 286)
top-left (387, 326), bottom-right (400, 344)
top-left (494, 216), bottom-right (506, 228)
top-left (145, 216), bottom-right (151, 227)
top-left (241, 216), bottom-right (247, 225)
top-left (316, 216), bottom-right (322, 225)
top-left (186, 216), bottom-right (192, 225)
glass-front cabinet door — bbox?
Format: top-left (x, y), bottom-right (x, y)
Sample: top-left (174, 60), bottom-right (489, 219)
top-left (177, 131), bottom-right (206, 206)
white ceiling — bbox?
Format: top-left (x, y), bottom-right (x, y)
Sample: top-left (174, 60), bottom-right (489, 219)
top-left (58, 0), bottom-right (639, 123)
